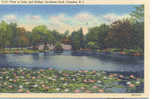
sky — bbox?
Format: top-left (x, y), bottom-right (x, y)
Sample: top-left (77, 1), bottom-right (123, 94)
top-left (0, 5), bottom-right (141, 34)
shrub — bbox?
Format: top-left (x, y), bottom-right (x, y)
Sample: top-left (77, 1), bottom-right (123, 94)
top-left (54, 42), bottom-right (63, 51)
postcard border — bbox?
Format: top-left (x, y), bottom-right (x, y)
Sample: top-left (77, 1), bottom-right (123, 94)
top-left (0, 0), bottom-right (150, 98)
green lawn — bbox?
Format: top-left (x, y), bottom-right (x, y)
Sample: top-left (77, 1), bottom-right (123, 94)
top-left (0, 49), bottom-right (48, 54)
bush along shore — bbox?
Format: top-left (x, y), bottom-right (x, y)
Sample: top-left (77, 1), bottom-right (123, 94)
top-left (0, 48), bottom-right (143, 56)
top-left (0, 49), bottom-right (50, 54)
top-left (0, 67), bottom-right (143, 93)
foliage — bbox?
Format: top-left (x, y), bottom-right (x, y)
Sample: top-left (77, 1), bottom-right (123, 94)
top-left (0, 5), bottom-right (144, 53)
top-left (0, 21), bottom-right (10, 49)
top-left (43, 43), bottom-right (49, 50)
top-left (130, 5), bottom-right (144, 22)
top-left (0, 49), bottom-right (40, 54)
top-left (105, 19), bottom-right (133, 49)
top-left (0, 23), bottom-right (63, 50)
top-left (86, 24), bottom-right (109, 49)
top-left (71, 28), bottom-right (84, 50)
top-left (130, 5), bottom-right (144, 51)
top-left (87, 41), bottom-right (99, 50)
top-left (54, 42), bottom-right (63, 51)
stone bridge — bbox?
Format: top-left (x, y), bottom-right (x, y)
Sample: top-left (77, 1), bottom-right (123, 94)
top-left (38, 44), bottom-right (72, 50)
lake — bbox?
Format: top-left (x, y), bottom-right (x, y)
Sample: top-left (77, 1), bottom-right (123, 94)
top-left (0, 51), bottom-right (144, 72)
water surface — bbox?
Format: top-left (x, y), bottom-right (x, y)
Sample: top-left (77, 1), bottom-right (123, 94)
top-left (0, 51), bottom-right (144, 72)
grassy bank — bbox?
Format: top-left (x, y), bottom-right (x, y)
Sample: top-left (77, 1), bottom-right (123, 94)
top-left (96, 48), bottom-right (144, 56)
top-left (0, 48), bottom-right (144, 56)
top-left (0, 48), bottom-right (49, 54)
top-left (0, 67), bottom-right (144, 93)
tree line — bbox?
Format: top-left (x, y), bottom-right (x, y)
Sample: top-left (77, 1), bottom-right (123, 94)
top-left (0, 23), bottom-right (64, 49)
top-left (70, 5), bottom-right (144, 51)
top-left (0, 5), bottom-right (144, 51)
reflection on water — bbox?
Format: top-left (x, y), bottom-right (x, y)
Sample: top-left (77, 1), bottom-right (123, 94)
top-left (0, 51), bottom-right (144, 72)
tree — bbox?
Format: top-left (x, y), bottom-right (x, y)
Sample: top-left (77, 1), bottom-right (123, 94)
top-left (32, 25), bottom-right (48, 42)
top-left (130, 5), bottom-right (144, 22)
top-left (87, 41), bottom-right (99, 50)
top-left (63, 30), bottom-right (69, 38)
top-left (130, 5), bottom-right (144, 51)
top-left (86, 27), bottom-right (99, 43)
top-left (8, 23), bottom-right (18, 47)
top-left (31, 25), bottom-right (64, 50)
top-left (106, 19), bottom-right (133, 49)
top-left (54, 42), bottom-right (63, 51)
top-left (25, 31), bottom-right (33, 46)
top-left (44, 30), bottom-right (55, 45)
top-left (131, 21), bottom-right (144, 50)
top-left (16, 27), bottom-right (29, 48)
top-left (31, 25), bottom-right (48, 49)
top-left (0, 21), bottom-right (10, 49)
top-left (86, 24), bottom-right (109, 49)
top-left (71, 28), bottom-right (84, 50)
top-left (51, 30), bottom-right (63, 44)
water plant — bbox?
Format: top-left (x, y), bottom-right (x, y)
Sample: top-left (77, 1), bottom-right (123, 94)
top-left (0, 67), bottom-right (144, 93)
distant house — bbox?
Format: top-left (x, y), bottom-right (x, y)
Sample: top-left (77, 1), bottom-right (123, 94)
top-left (62, 38), bottom-right (71, 44)
top-left (61, 44), bottom-right (72, 50)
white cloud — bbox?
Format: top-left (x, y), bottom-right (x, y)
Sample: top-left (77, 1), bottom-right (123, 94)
top-left (3, 14), bottom-right (17, 23)
top-left (48, 14), bottom-right (74, 33)
top-left (74, 12), bottom-right (95, 23)
top-left (19, 24), bottom-right (37, 31)
top-left (48, 12), bottom-right (104, 34)
top-left (24, 15), bottom-right (43, 25)
top-left (1, 12), bottom-right (131, 34)
top-left (49, 14), bottom-right (68, 26)
top-left (74, 12), bottom-right (102, 27)
top-left (26, 15), bottom-right (41, 20)
top-left (103, 13), bottom-right (131, 23)
top-left (29, 12), bottom-right (131, 34)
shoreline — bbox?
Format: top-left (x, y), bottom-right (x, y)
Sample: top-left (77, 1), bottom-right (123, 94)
top-left (0, 66), bottom-right (144, 74)
top-left (0, 48), bottom-right (144, 56)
